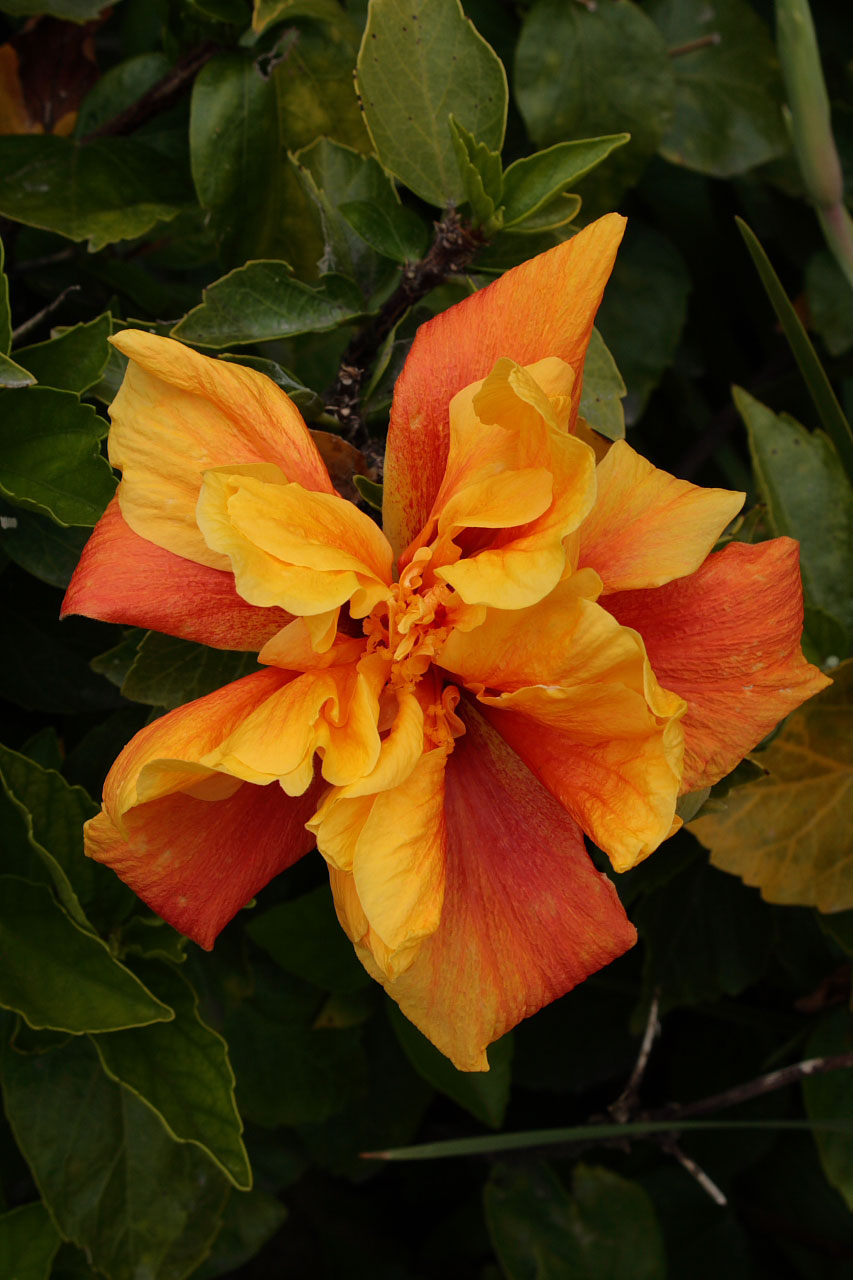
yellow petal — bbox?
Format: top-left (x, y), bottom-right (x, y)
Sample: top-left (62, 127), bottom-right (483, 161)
top-left (108, 330), bottom-right (332, 567)
top-left (578, 440), bottom-right (745, 592)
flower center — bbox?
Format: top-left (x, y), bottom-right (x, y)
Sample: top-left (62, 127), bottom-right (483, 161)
top-left (363, 547), bottom-right (453, 688)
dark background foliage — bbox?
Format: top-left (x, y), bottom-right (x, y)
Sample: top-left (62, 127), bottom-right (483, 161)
top-left (0, 1), bottom-right (851, 1277)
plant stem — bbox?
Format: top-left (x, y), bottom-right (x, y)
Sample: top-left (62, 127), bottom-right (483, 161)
top-left (81, 42), bottom-right (220, 142)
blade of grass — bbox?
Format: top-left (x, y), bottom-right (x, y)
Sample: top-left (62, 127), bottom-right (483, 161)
top-left (363, 1117), bottom-right (853, 1161)
top-left (736, 217), bottom-right (853, 482)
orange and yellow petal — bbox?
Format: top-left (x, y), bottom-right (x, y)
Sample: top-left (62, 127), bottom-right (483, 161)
top-left (61, 497), bottom-right (291, 651)
top-left (338, 700), bottom-right (636, 1072)
top-left (107, 330), bottom-right (333, 568)
top-left (383, 214), bottom-right (626, 558)
top-left (196, 465), bottom-right (393, 620)
top-left (577, 440), bottom-right (745, 593)
top-left (605, 538), bottom-right (831, 791)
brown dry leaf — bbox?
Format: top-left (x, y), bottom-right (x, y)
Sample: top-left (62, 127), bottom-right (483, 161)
top-left (691, 659), bottom-right (853, 912)
top-left (310, 430), bottom-right (375, 504)
top-left (0, 17), bottom-right (99, 137)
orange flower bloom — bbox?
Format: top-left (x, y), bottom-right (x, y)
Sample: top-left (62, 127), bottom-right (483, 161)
top-left (63, 214), bottom-right (828, 1070)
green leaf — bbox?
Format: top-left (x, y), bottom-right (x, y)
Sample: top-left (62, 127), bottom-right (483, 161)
top-left (388, 1003), bottom-right (512, 1128)
top-left (501, 191), bottom-right (581, 235)
top-left (734, 387), bottom-right (853, 651)
top-left (0, 505), bottom-right (90, 589)
top-left (194, 1187), bottom-right (287, 1279)
top-left (0, 136), bottom-right (190, 252)
top-left (74, 52), bottom-right (170, 139)
top-left (118, 915), bottom-right (188, 966)
top-left (0, 388), bottom-right (115, 527)
top-left (218, 355), bottom-right (323, 416)
top-left (448, 115), bottom-right (503, 227)
top-left (595, 223), bottom-right (690, 423)
top-left (356, 0), bottom-right (507, 207)
top-left (0, 0), bottom-right (115, 17)
top-left (172, 262), bottom-right (364, 348)
top-left (578, 327), bottom-right (627, 440)
top-left (501, 134), bottom-right (629, 229)
top-left (0, 236), bottom-right (11, 355)
top-left (806, 250), bottom-right (853, 358)
top-left (338, 199), bottom-right (429, 265)
top-left (802, 1009), bottom-right (853, 1211)
top-left (93, 960), bottom-right (251, 1190)
top-left (353, 472), bottom-right (384, 509)
top-left (122, 633), bottom-right (261, 709)
top-left (292, 137), bottom-right (400, 288)
top-left (0, 1202), bottom-right (62, 1280)
top-left (648, 0), bottom-right (787, 177)
top-left (634, 852), bottom-right (774, 1014)
top-left (247, 884), bottom-right (371, 995)
top-left (515, 0), bottom-right (674, 212)
top-left (251, 0), bottom-right (348, 33)
top-left (0, 876), bottom-right (173, 1034)
top-left (1, 1034), bottom-right (229, 1280)
top-left (736, 218), bottom-right (853, 482)
top-left (0, 353), bottom-right (36, 388)
top-left (13, 314), bottom-right (111, 395)
top-left (485, 1162), bottom-right (666, 1280)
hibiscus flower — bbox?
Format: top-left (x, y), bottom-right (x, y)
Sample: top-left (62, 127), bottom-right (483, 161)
top-left (63, 214), bottom-right (828, 1070)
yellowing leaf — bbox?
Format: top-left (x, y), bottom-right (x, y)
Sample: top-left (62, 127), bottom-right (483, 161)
top-left (691, 660), bottom-right (852, 912)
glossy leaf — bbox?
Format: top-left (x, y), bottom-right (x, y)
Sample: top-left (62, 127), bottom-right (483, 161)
top-left (172, 262), bottom-right (364, 347)
top-left (578, 326), bottom-right (627, 440)
top-left (501, 134), bottom-right (629, 228)
top-left (515, 0), bottom-right (674, 211)
top-left (0, 388), bottom-right (115, 526)
top-left (388, 1003), bottom-right (513, 1129)
top-left (648, 0), bottom-right (787, 177)
top-left (485, 1162), bottom-right (666, 1280)
top-left (13, 314), bottom-right (111, 395)
top-left (121, 632), bottom-right (260, 709)
top-left (734, 387), bottom-right (853, 650)
top-left (0, 876), bottom-right (172, 1033)
top-left (693, 661), bottom-right (853, 912)
top-left (0, 1202), bottom-right (61, 1280)
top-left (356, 0), bottom-right (507, 207)
top-left (0, 136), bottom-right (190, 251)
top-left (93, 960), bottom-right (251, 1190)
top-left (1, 1035), bottom-right (229, 1280)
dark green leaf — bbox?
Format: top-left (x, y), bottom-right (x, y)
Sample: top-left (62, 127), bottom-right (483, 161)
top-left (0, 1202), bottom-right (61, 1280)
top-left (806, 249), bottom-right (853, 358)
top-left (338, 199), bottom-right (429, 264)
top-left (578, 326), bottom-right (627, 440)
top-left (0, 388), bottom-right (115, 526)
top-left (14, 314), bottom-right (111, 395)
top-left (448, 115), bottom-right (503, 227)
top-left (19, 727), bottom-right (64, 773)
top-left (734, 387), bottom-right (853, 651)
top-left (122, 632), bottom-right (261, 709)
top-left (74, 53), bottom-right (170, 139)
top-left (485, 1162), bottom-right (666, 1280)
top-left (648, 0), bottom-right (787, 177)
top-left (353, 472), bottom-right (384, 509)
top-left (0, 504), bottom-right (89, 589)
top-left (93, 960), bottom-right (251, 1189)
top-left (501, 191), bottom-right (580, 235)
top-left (0, 0), bottom-right (114, 17)
top-left (356, 0), bottom-right (507, 207)
top-left (515, 0), bottom-right (674, 212)
top-left (0, 136), bottom-right (190, 251)
top-left (596, 223), bottom-right (690, 422)
top-left (0, 876), bottom-right (173, 1034)
top-left (172, 262), bottom-right (364, 347)
top-left (388, 1002), bottom-right (512, 1128)
top-left (251, 0), bottom-right (350, 36)
top-left (90, 631), bottom-right (144, 689)
top-left (802, 1009), bottom-right (853, 1211)
top-left (0, 236), bottom-right (11, 355)
top-left (118, 916), bottom-right (188, 966)
top-left (736, 218), bottom-right (853, 481)
top-left (1, 1035), bottom-right (229, 1280)
top-left (0, 353), bottom-right (36, 388)
top-left (247, 884), bottom-right (371, 995)
top-left (194, 1187), bottom-right (287, 1279)
top-left (501, 134), bottom-right (629, 228)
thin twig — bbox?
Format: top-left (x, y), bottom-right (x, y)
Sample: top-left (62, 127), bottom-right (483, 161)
top-left (668, 33), bottom-right (721, 57)
top-left (324, 210), bottom-right (484, 446)
top-left (10, 285), bottom-right (81, 344)
top-left (81, 42), bottom-right (220, 142)
top-left (659, 1136), bottom-right (728, 1205)
top-left (609, 989), bottom-right (660, 1123)
top-left (650, 1050), bottom-right (853, 1123)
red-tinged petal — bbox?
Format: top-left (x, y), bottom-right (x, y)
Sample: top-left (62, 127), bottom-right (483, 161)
top-left (605, 539), bottom-right (832, 791)
top-left (108, 330), bottom-right (334, 568)
top-left (383, 213), bottom-right (626, 557)
top-left (87, 666), bottom-right (322, 948)
top-left (577, 441), bottom-right (745, 593)
top-left (335, 699), bottom-right (636, 1071)
top-left (61, 497), bottom-right (291, 651)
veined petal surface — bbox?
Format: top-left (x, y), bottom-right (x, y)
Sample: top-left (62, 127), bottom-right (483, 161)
top-left (383, 214), bottom-right (626, 557)
top-left (108, 330), bottom-right (333, 568)
top-left (606, 539), bottom-right (832, 790)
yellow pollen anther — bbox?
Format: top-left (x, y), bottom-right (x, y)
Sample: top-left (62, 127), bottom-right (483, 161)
top-left (363, 547), bottom-right (453, 683)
